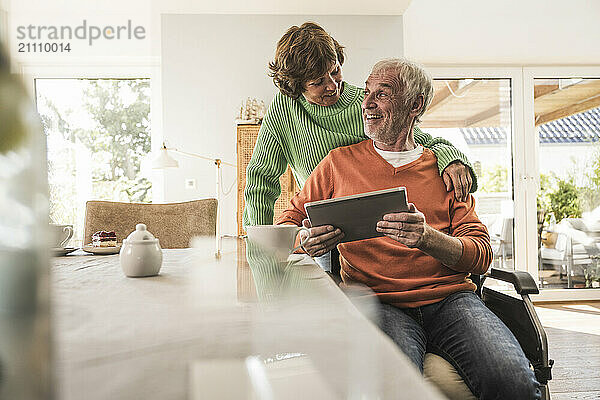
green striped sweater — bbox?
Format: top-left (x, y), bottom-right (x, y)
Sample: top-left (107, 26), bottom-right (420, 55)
top-left (243, 82), bottom-right (476, 226)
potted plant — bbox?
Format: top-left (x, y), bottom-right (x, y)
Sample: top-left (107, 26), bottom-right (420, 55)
top-left (548, 178), bottom-right (582, 224)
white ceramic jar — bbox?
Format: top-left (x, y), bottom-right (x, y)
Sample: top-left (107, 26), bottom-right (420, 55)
top-left (120, 224), bottom-right (163, 277)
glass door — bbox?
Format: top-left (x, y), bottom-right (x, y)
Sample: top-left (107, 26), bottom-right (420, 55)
top-left (524, 67), bottom-right (600, 300)
top-left (423, 67), bottom-right (524, 273)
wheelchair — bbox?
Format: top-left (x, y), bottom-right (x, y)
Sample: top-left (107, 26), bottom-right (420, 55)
top-left (327, 248), bottom-right (553, 400)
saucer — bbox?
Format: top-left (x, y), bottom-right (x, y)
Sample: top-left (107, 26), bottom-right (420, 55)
top-left (82, 243), bottom-right (122, 255)
top-left (287, 254), bottom-right (307, 263)
top-left (51, 247), bottom-right (78, 257)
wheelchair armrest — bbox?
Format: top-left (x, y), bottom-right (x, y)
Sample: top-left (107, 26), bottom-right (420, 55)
top-left (488, 268), bottom-right (539, 295)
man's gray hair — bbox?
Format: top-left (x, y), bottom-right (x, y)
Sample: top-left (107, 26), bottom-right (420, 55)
top-left (371, 58), bottom-right (434, 123)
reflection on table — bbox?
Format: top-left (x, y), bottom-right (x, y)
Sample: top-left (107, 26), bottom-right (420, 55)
top-left (52, 237), bottom-right (444, 399)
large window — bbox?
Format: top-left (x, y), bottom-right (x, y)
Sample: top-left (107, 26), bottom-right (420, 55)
top-left (421, 78), bottom-right (515, 270)
top-left (36, 78), bottom-right (151, 246)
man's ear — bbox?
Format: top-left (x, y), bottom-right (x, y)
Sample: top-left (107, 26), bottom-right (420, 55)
top-left (410, 95), bottom-right (425, 116)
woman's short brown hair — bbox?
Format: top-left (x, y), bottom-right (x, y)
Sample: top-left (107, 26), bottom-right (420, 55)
top-left (268, 22), bottom-right (345, 99)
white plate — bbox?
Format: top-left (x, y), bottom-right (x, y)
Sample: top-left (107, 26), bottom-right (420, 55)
top-left (51, 247), bottom-right (78, 257)
top-left (82, 243), bottom-right (122, 255)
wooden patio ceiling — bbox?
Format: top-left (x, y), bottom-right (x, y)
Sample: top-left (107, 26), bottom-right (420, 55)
top-left (420, 78), bottom-right (600, 129)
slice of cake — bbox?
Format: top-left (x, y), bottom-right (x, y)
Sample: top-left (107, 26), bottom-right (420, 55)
top-left (92, 230), bottom-right (117, 247)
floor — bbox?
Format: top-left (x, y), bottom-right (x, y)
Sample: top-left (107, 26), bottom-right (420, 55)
top-left (535, 301), bottom-right (600, 399)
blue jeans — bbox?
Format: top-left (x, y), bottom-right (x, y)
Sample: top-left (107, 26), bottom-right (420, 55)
top-left (378, 291), bottom-right (541, 400)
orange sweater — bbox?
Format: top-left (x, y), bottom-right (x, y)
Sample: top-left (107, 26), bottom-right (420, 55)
top-left (277, 140), bottom-right (492, 308)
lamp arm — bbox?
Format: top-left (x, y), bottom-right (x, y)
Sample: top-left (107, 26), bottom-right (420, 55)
top-left (158, 143), bottom-right (237, 258)
top-left (166, 147), bottom-right (236, 167)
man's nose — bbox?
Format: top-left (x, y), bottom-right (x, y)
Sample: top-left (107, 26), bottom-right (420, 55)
top-left (362, 93), bottom-right (376, 110)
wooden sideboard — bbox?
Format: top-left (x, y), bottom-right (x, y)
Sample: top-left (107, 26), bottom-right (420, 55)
top-left (237, 123), bottom-right (299, 235)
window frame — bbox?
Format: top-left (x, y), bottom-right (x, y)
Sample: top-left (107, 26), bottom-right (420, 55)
top-left (23, 61), bottom-right (162, 248)
top-left (424, 66), bottom-right (528, 276)
top-left (21, 60), bottom-right (165, 204)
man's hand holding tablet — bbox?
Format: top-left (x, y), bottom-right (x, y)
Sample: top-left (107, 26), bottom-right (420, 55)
top-left (299, 219), bottom-right (344, 258)
top-left (376, 202), bottom-right (427, 248)
top-left (376, 202), bottom-right (463, 266)
top-left (303, 187), bottom-right (410, 254)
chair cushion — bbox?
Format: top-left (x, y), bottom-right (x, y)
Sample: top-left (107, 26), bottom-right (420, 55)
top-left (424, 353), bottom-right (476, 400)
top-left (83, 199), bottom-right (217, 249)
top-left (540, 247), bottom-right (565, 261)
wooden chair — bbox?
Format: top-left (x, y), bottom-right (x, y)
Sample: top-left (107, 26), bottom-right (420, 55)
top-left (83, 199), bottom-right (217, 249)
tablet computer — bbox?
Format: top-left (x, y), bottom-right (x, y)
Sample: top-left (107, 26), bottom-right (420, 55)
top-left (304, 187), bottom-right (408, 243)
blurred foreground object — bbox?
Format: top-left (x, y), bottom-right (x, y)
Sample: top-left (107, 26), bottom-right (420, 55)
top-left (0, 43), bottom-right (52, 398)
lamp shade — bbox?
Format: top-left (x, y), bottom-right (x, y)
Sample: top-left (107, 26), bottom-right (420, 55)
top-left (152, 147), bottom-right (179, 169)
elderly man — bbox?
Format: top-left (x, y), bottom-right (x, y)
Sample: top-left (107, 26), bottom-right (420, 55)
top-left (277, 58), bottom-right (541, 399)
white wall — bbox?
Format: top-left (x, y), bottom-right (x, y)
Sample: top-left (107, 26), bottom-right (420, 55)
top-left (154, 0), bottom-right (411, 15)
top-left (403, 0), bottom-right (600, 64)
top-left (6, 0), bottom-right (159, 64)
top-left (161, 14), bottom-right (404, 235)
top-left (4, 0), bottom-right (412, 64)
top-left (6, 0), bottom-right (164, 200)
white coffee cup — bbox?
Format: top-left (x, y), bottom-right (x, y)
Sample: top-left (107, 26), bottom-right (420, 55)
top-left (49, 224), bottom-right (74, 248)
top-left (246, 225), bottom-right (310, 262)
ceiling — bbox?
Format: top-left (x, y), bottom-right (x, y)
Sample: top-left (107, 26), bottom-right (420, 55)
top-left (421, 78), bottom-right (600, 129)
top-left (2, 0), bottom-right (414, 15)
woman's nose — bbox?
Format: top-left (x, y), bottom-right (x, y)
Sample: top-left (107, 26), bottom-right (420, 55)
top-left (325, 76), bottom-right (337, 91)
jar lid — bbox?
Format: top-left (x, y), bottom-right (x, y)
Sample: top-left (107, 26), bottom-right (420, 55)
top-left (124, 224), bottom-right (158, 243)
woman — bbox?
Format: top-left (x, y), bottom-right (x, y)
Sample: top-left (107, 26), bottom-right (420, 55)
top-left (244, 22), bottom-right (475, 231)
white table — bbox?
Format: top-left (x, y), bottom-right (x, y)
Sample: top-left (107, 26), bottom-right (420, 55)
top-left (52, 238), bottom-right (445, 399)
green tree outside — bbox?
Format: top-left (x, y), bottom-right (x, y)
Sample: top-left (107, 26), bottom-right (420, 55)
top-left (479, 164), bottom-right (509, 193)
top-left (547, 178), bottom-right (582, 223)
top-left (79, 79), bottom-right (152, 202)
top-left (38, 78), bottom-right (151, 235)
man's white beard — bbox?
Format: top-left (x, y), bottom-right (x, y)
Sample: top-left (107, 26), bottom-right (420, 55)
top-left (365, 108), bottom-right (412, 146)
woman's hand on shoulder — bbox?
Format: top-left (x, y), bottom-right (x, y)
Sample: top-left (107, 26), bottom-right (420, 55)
top-left (442, 161), bottom-right (472, 202)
